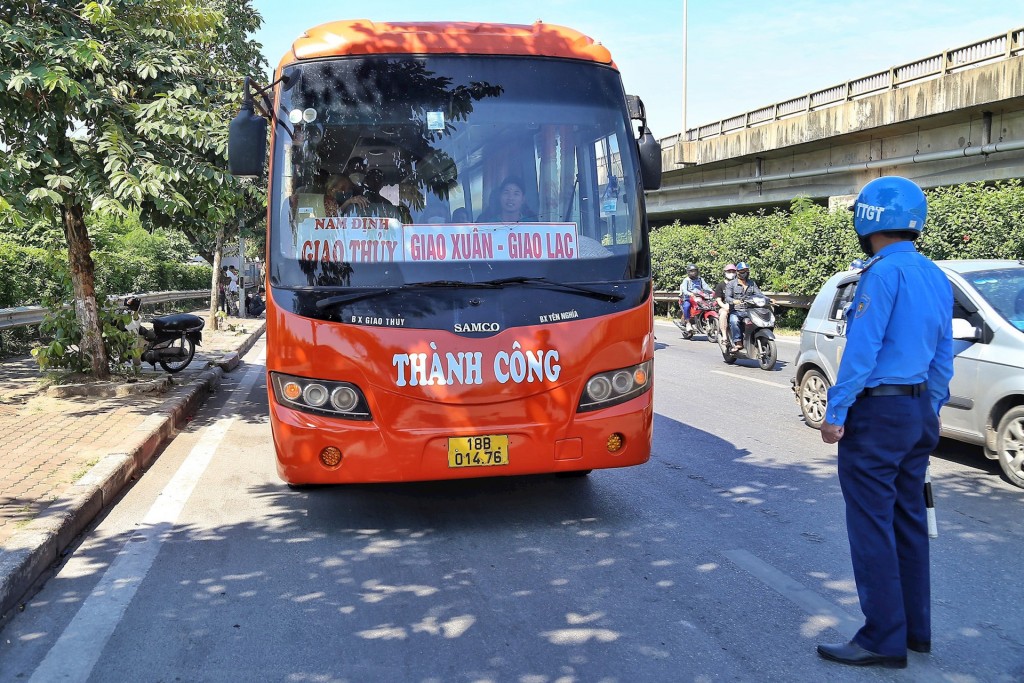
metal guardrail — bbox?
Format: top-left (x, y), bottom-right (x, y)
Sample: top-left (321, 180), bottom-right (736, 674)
top-left (3, 289), bottom-right (808, 330)
top-left (0, 290), bottom-right (210, 331)
top-left (677, 28), bottom-right (1024, 143)
top-left (654, 291), bottom-right (812, 310)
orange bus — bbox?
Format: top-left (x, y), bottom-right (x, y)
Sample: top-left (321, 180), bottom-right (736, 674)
top-left (229, 20), bottom-right (663, 484)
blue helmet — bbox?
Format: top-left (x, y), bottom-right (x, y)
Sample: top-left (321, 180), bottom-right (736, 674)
top-left (735, 262), bottom-right (749, 271)
top-left (852, 176), bottom-right (927, 237)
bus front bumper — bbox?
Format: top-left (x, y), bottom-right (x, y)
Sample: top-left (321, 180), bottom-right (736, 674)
top-left (268, 392), bottom-right (653, 484)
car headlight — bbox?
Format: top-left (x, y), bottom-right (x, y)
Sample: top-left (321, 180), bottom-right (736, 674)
top-left (578, 360), bottom-right (652, 412)
top-left (271, 372), bottom-right (372, 420)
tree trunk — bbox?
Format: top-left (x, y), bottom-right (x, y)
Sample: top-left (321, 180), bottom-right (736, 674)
top-left (62, 202), bottom-right (109, 379)
top-left (208, 224), bottom-right (225, 330)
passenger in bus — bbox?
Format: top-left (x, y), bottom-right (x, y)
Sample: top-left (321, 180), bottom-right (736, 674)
top-left (360, 169), bottom-right (412, 223)
top-left (477, 176), bottom-right (538, 223)
top-left (324, 173), bottom-right (370, 216)
top-left (451, 207), bottom-right (470, 223)
top-left (417, 197), bottom-right (451, 224)
top-left (343, 156), bottom-right (368, 186)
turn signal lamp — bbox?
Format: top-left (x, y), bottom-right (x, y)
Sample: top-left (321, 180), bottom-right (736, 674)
top-left (282, 381), bottom-right (302, 401)
top-left (578, 360), bottom-right (653, 412)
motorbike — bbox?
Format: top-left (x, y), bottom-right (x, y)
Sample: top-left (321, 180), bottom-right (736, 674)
top-left (674, 291), bottom-right (719, 343)
top-left (123, 296), bottom-right (204, 373)
top-left (720, 294), bottom-right (777, 371)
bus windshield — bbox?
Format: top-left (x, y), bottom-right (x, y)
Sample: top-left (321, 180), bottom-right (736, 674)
top-left (269, 55), bottom-right (648, 291)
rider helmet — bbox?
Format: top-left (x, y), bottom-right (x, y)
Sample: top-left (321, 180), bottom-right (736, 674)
top-left (852, 176), bottom-right (927, 238)
top-left (735, 261), bottom-right (749, 272)
top-left (724, 263), bottom-right (736, 272)
top-left (686, 263), bottom-right (698, 274)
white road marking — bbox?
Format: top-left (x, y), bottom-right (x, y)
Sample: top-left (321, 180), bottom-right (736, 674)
top-left (711, 370), bottom-right (791, 389)
top-left (725, 549), bottom-right (946, 674)
top-left (30, 351), bottom-right (266, 683)
top-left (723, 549), bottom-right (859, 638)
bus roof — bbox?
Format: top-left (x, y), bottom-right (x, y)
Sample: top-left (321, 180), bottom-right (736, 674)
top-left (278, 20), bottom-right (615, 72)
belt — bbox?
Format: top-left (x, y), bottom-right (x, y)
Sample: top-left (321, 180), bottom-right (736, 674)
top-left (858, 382), bottom-right (927, 398)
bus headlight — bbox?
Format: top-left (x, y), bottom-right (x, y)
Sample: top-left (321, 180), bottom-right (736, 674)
top-left (271, 372), bottom-right (372, 420)
top-left (578, 360), bottom-right (652, 412)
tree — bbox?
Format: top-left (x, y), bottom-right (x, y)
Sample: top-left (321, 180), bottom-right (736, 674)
top-left (0, 0), bottom-right (265, 377)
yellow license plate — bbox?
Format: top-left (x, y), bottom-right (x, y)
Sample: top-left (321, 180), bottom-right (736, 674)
top-left (447, 435), bottom-right (509, 468)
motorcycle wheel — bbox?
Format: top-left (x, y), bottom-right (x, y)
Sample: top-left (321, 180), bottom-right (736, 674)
top-left (159, 337), bottom-right (196, 373)
top-left (720, 342), bottom-right (737, 364)
top-left (755, 337), bottom-right (777, 371)
top-left (704, 317), bottom-right (719, 343)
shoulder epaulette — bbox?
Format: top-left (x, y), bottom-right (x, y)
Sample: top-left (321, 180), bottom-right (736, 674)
top-left (858, 254), bottom-right (885, 275)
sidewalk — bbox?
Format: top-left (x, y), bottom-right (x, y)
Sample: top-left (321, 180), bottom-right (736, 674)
top-left (0, 311), bottom-right (266, 620)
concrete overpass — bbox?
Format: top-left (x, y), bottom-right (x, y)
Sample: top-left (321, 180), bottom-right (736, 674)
top-left (647, 28), bottom-right (1024, 225)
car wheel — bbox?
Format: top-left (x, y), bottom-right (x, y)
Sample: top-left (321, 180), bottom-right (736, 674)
top-left (995, 406), bottom-right (1024, 488)
top-left (798, 369), bottom-right (830, 430)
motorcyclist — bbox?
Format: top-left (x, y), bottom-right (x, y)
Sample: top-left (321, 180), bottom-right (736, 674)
top-left (724, 262), bottom-right (764, 352)
top-left (714, 264), bottom-right (738, 343)
top-left (679, 263), bottom-right (712, 334)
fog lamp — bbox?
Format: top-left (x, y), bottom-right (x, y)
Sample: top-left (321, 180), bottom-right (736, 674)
top-left (606, 433), bottom-right (624, 452)
top-left (319, 446), bottom-right (343, 468)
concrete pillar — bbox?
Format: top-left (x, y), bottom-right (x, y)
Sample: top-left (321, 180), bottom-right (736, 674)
top-left (828, 194), bottom-right (858, 212)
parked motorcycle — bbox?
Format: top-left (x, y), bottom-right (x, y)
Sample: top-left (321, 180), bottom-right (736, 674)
top-left (674, 291), bottom-right (719, 343)
top-left (123, 296), bottom-right (204, 373)
top-left (720, 294), bottom-right (777, 371)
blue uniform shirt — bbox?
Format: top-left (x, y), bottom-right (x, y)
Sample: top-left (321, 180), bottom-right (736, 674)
top-left (825, 241), bottom-right (954, 426)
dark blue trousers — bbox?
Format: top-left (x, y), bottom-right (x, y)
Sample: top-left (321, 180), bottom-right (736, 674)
top-left (838, 393), bottom-right (939, 656)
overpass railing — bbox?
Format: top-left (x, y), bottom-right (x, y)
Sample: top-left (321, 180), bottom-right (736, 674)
top-left (681, 27), bottom-right (1024, 143)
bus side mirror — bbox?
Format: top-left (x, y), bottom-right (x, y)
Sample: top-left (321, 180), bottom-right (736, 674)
top-left (229, 84), bottom-right (268, 178)
top-left (638, 127), bottom-right (662, 191)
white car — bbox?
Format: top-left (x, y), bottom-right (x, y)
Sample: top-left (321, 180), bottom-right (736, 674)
top-left (792, 259), bottom-right (1024, 487)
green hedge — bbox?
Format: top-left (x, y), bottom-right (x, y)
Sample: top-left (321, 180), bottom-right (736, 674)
top-left (652, 181), bottom-right (1024, 300)
top-left (0, 243), bottom-right (67, 308)
top-left (0, 242), bottom-right (211, 308)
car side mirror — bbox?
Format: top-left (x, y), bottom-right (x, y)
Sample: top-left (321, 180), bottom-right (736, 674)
top-left (951, 317), bottom-right (981, 341)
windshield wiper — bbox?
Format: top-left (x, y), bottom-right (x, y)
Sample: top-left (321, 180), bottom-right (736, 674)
top-left (314, 280), bottom-right (503, 310)
top-left (314, 277), bottom-right (623, 310)
top-left (479, 277), bottom-right (624, 302)
top-left (315, 288), bottom-right (401, 310)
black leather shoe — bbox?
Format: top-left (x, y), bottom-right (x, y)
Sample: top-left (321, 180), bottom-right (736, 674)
top-left (907, 638), bottom-right (931, 653)
top-left (817, 641), bottom-right (907, 669)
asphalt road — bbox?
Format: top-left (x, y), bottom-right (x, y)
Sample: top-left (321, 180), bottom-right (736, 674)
top-left (1, 322), bottom-right (1021, 682)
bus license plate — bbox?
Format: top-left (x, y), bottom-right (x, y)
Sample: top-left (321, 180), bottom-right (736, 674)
top-left (447, 435), bottom-right (509, 468)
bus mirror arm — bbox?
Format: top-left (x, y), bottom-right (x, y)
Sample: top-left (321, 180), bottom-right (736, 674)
top-left (626, 95), bottom-right (661, 191)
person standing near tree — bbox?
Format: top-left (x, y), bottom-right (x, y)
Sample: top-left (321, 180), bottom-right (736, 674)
top-left (816, 176), bottom-right (954, 670)
top-left (226, 265), bottom-right (240, 316)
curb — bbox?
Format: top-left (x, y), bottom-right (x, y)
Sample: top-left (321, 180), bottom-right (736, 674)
top-left (0, 323), bottom-right (264, 620)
